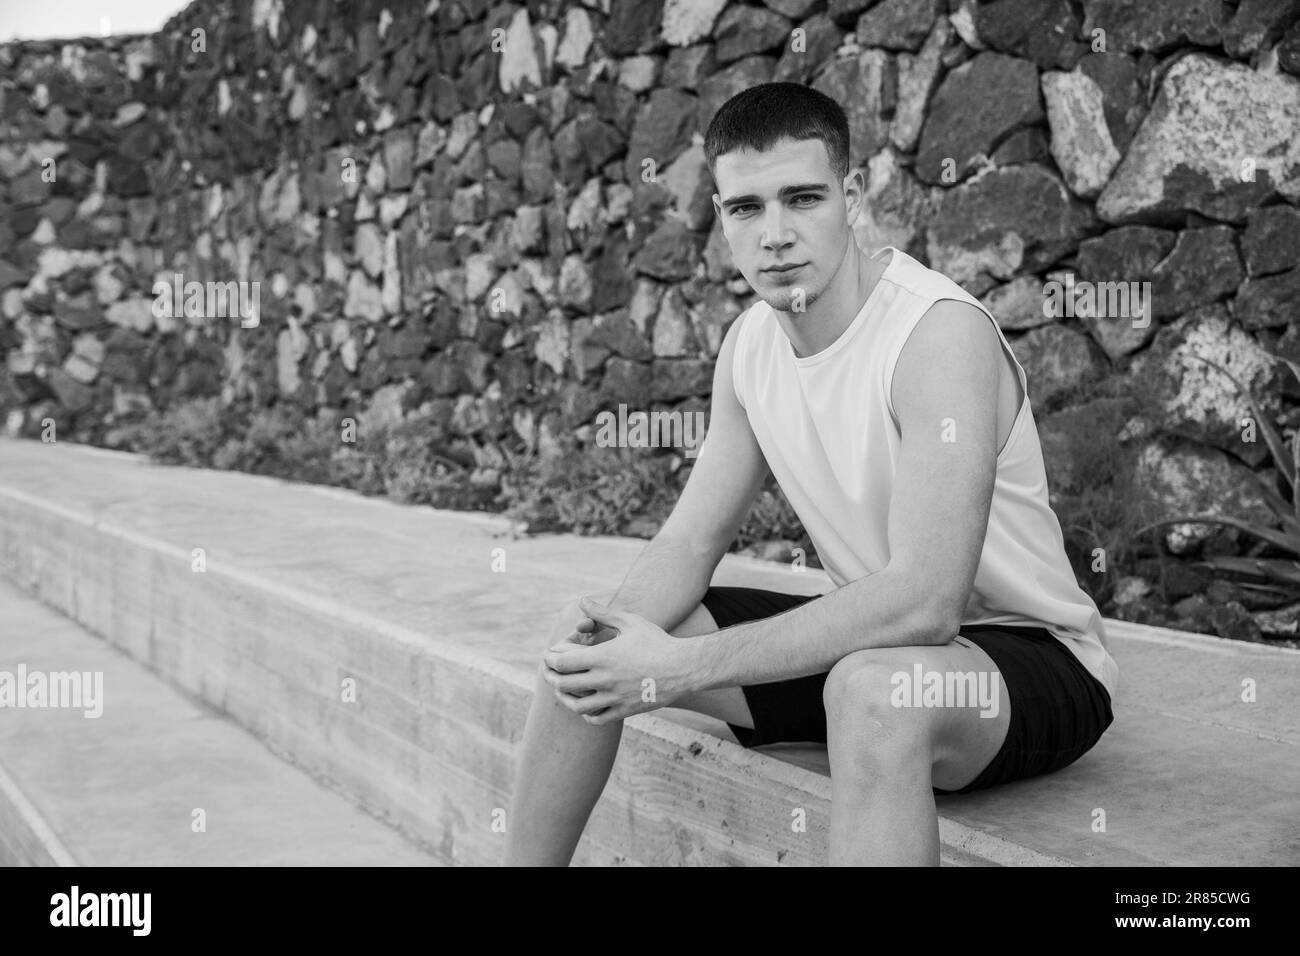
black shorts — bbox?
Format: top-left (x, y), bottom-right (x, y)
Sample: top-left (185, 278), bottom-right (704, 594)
top-left (699, 585), bottom-right (1114, 795)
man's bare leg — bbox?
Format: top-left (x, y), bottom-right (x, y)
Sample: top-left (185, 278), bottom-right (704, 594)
top-left (504, 601), bottom-right (747, 866)
top-left (822, 640), bottom-right (1010, 865)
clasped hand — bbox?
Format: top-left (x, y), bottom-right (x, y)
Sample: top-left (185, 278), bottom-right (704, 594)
top-left (543, 596), bottom-right (700, 725)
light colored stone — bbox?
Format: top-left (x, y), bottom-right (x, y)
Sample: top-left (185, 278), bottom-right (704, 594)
top-left (891, 17), bottom-right (951, 152)
top-left (72, 333), bottom-right (105, 365)
top-left (361, 382), bottom-right (409, 433)
top-left (288, 84), bottom-right (308, 121)
top-left (294, 282), bottom-right (317, 320)
top-left (464, 252), bottom-right (497, 302)
top-left (379, 194), bottom-right (408, 228)
top-left (373, 105), bottom-right (396, 133)
top-left (619, 55), bottom-right (658, 92)
top-left (980, 276), bottom-right (1054, 331)
top-left (1098, 54), bottom-right (1300, 221)
top-left (555, 8), bottom-right (594, 70)
top-left (311, 348), bottom-right (330, 380)
top-left (252, 0), bottom-right (283, 39)
top-left (516, 257), bottom-right (555, 302)
top-left (330, 318), bottom-right (351, 349)
top-left (355, 191), bottom-right (376, 222)
top-left (415, 121), bottom-right (446, 167)
top-left (365, 152), bottom-right (386, 193)
top-left (344, 270), bottom-right (384, 321)
top-left (324, 249), bottom-right (346, 284)
top-left (500, 8), bottom-right (542, 93)
top-left (1154, 308), bottom-right (1277, 435)
top-left (566, 177), bottom-right (603, 234)
top-left (381, 231), bottom-right (401, 315)
top-left (948, 0), bottom-right (985, 49)
top-left (488, 270), bottom-right (525, 319)
top-left (558, 254), bottom-right (592, 310)
top-left (537, 24), bottom-right (558, 73)
top-left (534, 310), bottom-right (571, 374)
top-left (658, 143), bottom-right (710, 230)
top-left (63, 354), bottom-right (98, 384)
top-left (105, 296), bottom-right (154, 333)
top-left (653, 287), bottom-right (695, 356)
top-left (2, 289), bottom-right (23, 319)
top-left (277, 321), bottom-right (307, 395)
top-left (340, 337), bottom-right (359, 373)
top-left (628, 278), bottom-right (662, 335)
top-left (355, 223), bottom-right (384, 278)
top-left (603, 183), bottom-right (634, 224)
top-left (851, 147), bottom-right (934, 254)
top-left (113, 102), bottom-right (147, 127)
top-left (1042, 69), bottom-right (1120, 199)
top-left (1133, 440), bottom-right (1273, 553)
top-left (445, 112), bottom-right (478, 161)
top-left (662, 0), bottom-right (728, 46)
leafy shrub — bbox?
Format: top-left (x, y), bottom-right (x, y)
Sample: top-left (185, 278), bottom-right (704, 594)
top-left (1137, 354), bottom-right (1300, 600)
top-left (116, 396), bottom-right (232, 467)
top-left (1045, 390), bottom-right (1161, 609)
top-left (499, 436), bottom-right (683, 536)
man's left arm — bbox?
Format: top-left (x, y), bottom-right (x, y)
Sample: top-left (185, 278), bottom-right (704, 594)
top-left (685, 299), bottom-right (1004, 692)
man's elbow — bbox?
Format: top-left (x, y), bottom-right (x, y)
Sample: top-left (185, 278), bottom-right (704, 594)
top-left (919, 599), bottom-right (964, 645)
top-left (881, 564), bottom-right (966, 644)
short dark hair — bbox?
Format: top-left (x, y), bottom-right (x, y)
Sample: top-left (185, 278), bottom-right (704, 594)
top-left (703, 82), bottom-right (850, 186)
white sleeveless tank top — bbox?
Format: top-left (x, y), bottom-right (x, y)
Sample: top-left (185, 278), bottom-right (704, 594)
top-left (731, 246), bottom-right (1118, 701)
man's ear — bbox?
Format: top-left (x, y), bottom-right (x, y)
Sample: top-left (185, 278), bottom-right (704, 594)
top-left (712, 193), bottom-right (722, 216)
top-left (843, 168), bottom-right (865, 223)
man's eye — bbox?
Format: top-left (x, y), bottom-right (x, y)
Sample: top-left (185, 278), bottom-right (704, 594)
top-left (731, 196), bottom-right (818, 216)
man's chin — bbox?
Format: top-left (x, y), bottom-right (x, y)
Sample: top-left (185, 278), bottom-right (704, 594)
top-left (759, 289), bottom-right (816, 313)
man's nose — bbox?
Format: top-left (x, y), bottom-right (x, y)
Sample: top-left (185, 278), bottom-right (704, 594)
top-left (761, 208), bottom-right (794, 247)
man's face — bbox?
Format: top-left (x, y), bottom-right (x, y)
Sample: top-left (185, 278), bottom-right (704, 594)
top-left (711, 137), bottom-right (861, 314)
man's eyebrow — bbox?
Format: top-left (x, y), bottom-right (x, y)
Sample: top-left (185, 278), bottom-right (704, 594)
top-left (719, 183), bottom-right (830, 208)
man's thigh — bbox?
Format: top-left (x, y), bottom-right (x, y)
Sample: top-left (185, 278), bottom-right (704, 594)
top-left (666, 602), bottom-right (755, 730)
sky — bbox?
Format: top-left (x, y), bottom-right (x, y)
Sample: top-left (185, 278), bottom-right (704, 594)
top-left (0, 0), bottom-right (191, 41)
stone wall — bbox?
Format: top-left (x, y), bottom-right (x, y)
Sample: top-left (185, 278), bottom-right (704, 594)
top-left (1, 0), bottom-right (1299, 555)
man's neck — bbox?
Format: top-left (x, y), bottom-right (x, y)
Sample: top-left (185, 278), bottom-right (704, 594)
top-left (776, 247), bottom-right (891, 359)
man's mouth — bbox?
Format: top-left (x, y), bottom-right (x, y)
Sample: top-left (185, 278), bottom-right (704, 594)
top-left (763, 263), bottom-right (806, 274)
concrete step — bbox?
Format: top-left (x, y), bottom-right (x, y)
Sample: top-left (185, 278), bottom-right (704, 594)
top-left (0, 576), bottom-right (438, 866)
top-left (1, 437), bottom-right (1297, 866)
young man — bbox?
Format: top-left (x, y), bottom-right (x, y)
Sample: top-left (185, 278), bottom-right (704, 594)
top-left (505, 82), bottom-right (1118, 866)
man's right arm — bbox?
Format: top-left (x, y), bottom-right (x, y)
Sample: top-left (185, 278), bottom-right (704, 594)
top-left (595, 311), bottom-right (770, 636)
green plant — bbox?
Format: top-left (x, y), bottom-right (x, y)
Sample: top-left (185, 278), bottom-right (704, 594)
top-left (1046, 392), bottom-right (1163, 608)
top-left (1135, 353), bottom-right (1300, 597)
top-left (116, 396), bottom-right (235, 466)
top-left (499, 436), bottom-right (683, 535)
top-left (732, 480), bottom-right (813, 553)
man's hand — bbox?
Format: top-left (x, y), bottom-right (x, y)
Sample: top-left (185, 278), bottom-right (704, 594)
top-left (543, 596), bottom-right (699, 726)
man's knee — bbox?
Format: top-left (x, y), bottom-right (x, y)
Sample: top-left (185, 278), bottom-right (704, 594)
top-left (823, 650), bottom-right (942, 760)
top-left (542, 590), bottom-right (619, 649)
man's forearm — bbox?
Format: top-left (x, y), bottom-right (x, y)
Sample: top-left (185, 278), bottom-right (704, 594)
top-left (605, 533), bottom-right (716, 635)
top-left (686, 566), bottom-right (951, 692)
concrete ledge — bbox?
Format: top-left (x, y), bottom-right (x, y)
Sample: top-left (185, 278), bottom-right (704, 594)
top-left (1, 438), bottom-right (1297, 865)
top-left (0, 577), bottom-right (438, 866)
